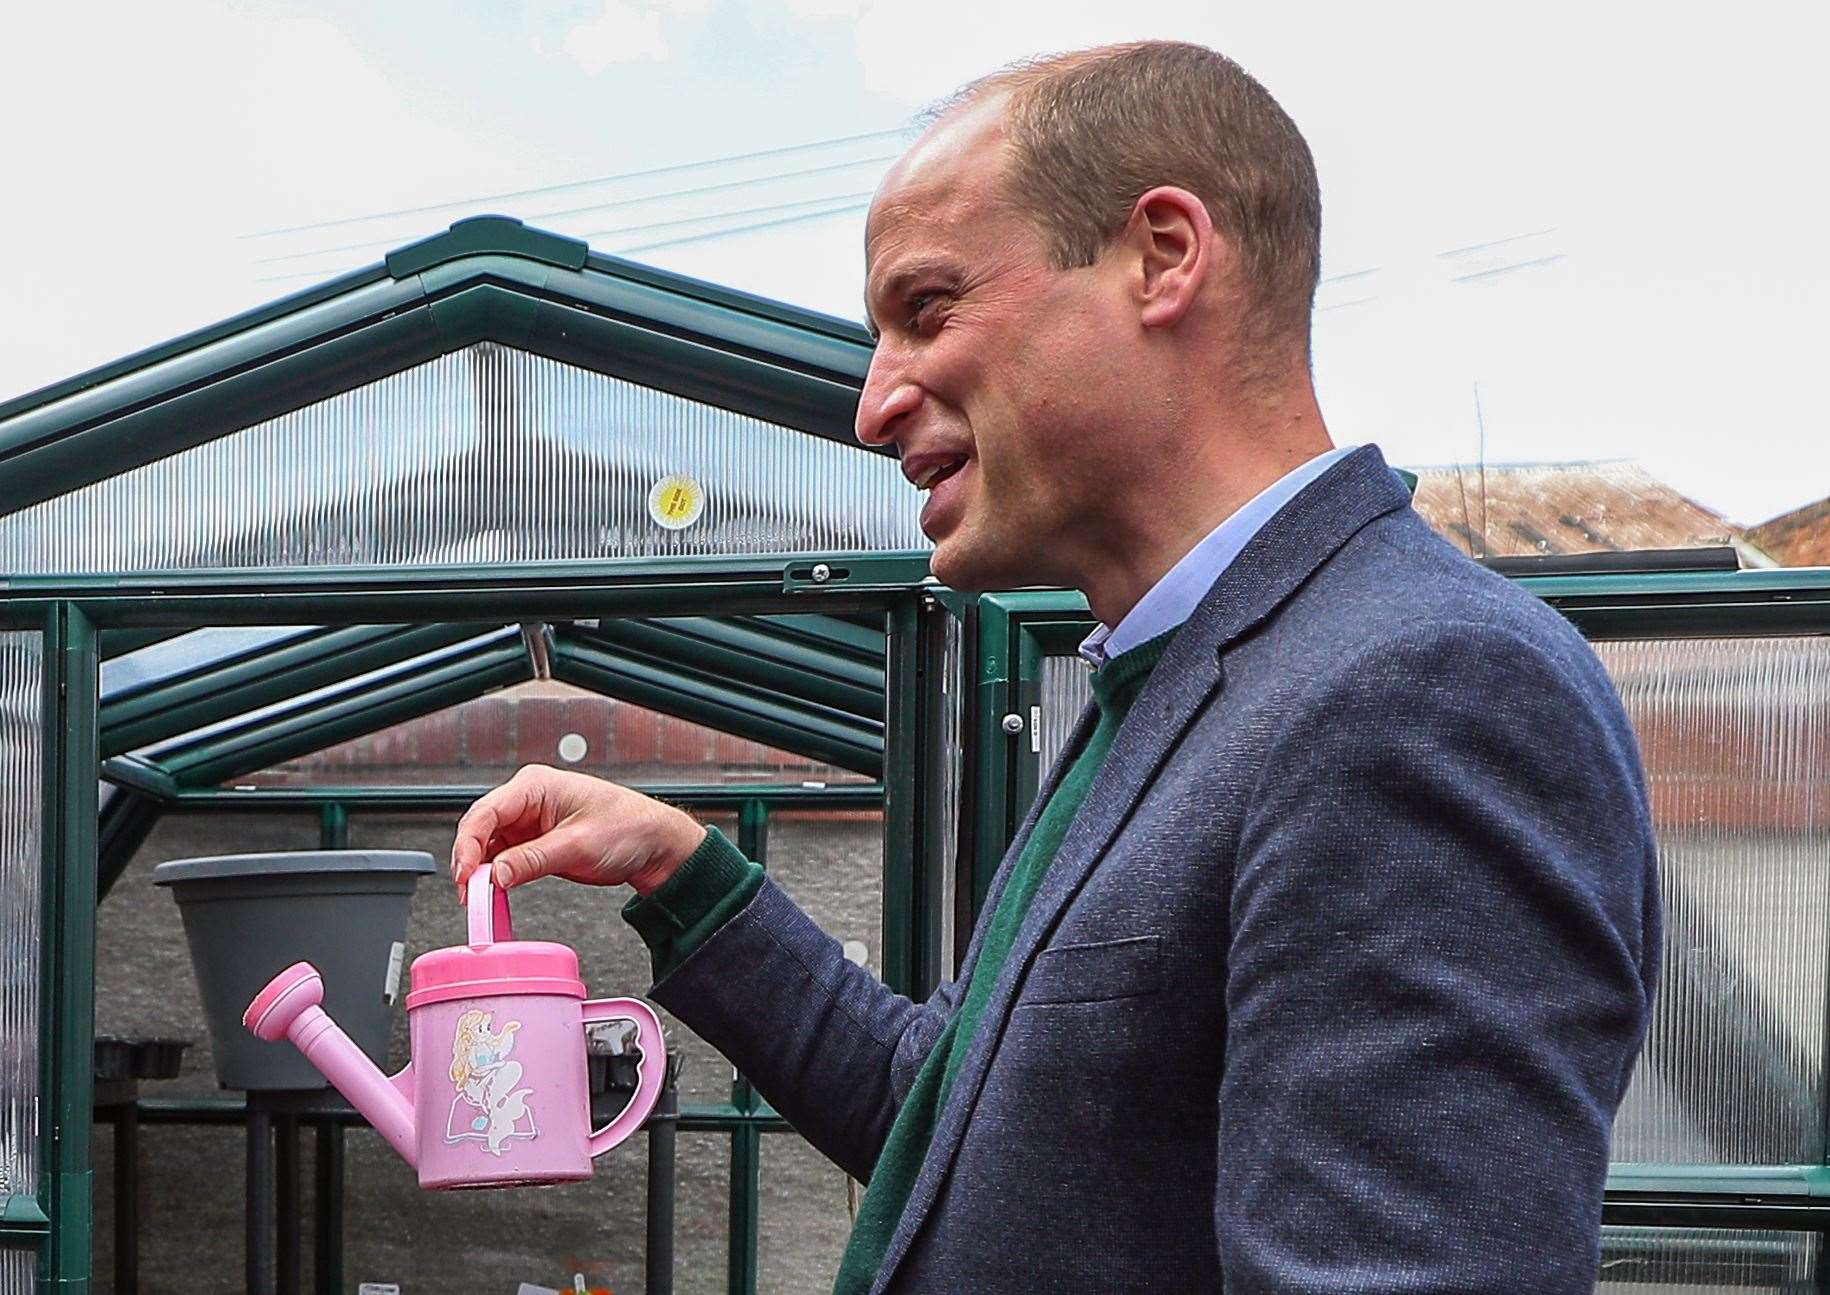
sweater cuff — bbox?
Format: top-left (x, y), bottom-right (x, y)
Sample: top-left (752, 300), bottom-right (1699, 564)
top-left (620, 826), bottom-right (764, 982)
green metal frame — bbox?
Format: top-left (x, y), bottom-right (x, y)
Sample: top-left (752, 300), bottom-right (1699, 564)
top-left (912, 595), bottom-right (962, 994)
top-left (145, 627), bottom-right (531, 787)
top-left (963, 591), bottom-right (1089, 911)
top-left (160, 783), bottom-right (886, 813)
top-left (0, 551), bottom-right (936, 1292)
top-left (84, 605), bottom-right (900, 905)
top-left (554, 623), bottom-right (884, 778)
top-left (10, 555), bottom-right (1830, 1286)
top-left (0, 210), bottom-right (934, 1290)
top-left (36, 605), bottom-right (100, 1288)
top-left (566, 616), bottom-right (885, 718)
top-left (0, 217), bottom-right (880, 520)
top-left (99, 623), bottom-right (482, 759)
top-left (89, 611), bottom-right (892, 810)
top-left (95, 789), bottom-right (161, 905)
top-left (879, 595), bottom-right (952, 1000)
top-left (0, 552), bottom-right (932, 626)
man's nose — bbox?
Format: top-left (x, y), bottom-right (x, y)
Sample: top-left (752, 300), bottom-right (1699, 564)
top-left (855, 363), bottom-right (923, 448)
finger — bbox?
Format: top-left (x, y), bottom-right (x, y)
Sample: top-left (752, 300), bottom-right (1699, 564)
top-left (456, 830), bottom-right (507, 904)
top-left (451, 792), bottom-right (516, 881)
top-left (451, 770), bottom-right (550, 885)
top-left (451, 799), bottom-right (505, 887)
top-left (454, 835), bottom-right (489, 901)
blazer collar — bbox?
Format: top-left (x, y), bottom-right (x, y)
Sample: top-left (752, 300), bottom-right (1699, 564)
top-left (1178, 443), bottom-right (1412, 657)
top-left (871, 444), bottom-right (1413, 1291)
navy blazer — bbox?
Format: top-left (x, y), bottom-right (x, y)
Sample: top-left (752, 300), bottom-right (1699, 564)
top-left (651, 445), bottom-right (1661, 1292)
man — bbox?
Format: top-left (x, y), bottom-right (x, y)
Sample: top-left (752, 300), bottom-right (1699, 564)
top-left (451, 41), bottom-right (1660, 1292)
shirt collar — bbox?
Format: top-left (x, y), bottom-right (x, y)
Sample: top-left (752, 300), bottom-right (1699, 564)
top-left (1079, 445), bottom-right (1357, 668)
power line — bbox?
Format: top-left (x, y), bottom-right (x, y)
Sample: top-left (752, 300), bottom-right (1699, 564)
top-left (616, 200), bottom-right (870, 256)
top-left (578, 190), bottom-right (875, 244)
top-left (540, 154), bottom-right (887, 228)
top-left (1449, 254), bottom-right (1567, 284)
top-left (253, 192), bottom-right (874, 287)
top-left (244, 126), bottom-right (913, 240)
top-left (1437, 227), bottom-right (1558, 259)
top-left (255, 152), bottom-right (897, 266)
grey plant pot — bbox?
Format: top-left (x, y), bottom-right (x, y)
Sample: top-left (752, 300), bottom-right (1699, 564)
top-left (153, 850), bottom-right (435, 1091)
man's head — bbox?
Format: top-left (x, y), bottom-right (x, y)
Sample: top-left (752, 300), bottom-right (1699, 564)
top-left (857, 41), bottom-right (1326, 606)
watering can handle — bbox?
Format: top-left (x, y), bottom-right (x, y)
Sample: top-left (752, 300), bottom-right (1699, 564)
top-left (582, 997), bottom-right (666, 1159)
top-left (466, 866), bottom-right (515, 946)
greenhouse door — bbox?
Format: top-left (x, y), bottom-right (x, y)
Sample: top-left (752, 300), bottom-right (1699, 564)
top-left (0, 605), bottom-right (100, 1291)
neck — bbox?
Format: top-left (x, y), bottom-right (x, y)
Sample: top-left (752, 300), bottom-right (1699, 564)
top-left (1075, 374), bottom-right (1332, 629)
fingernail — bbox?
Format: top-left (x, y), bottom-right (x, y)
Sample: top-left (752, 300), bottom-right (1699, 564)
top-left (492, 860), bottom-right (510, 887)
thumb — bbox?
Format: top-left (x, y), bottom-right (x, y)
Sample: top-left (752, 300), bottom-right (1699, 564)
top-left (489, 819), bottom-right (611, 889)
top-left (489, 836), bottom-right (555, 890)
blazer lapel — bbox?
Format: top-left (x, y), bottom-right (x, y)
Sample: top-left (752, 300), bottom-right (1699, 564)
top-left (870, 445), bottom-right (1413, 1292)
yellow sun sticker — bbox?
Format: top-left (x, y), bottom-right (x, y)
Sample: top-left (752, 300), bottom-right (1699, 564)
top-left (647, 474), bottom-right (705, 530)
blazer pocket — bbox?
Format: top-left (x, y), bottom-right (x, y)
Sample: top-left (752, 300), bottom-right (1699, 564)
top-left (1019, 934), bottom-right (1163, 1007)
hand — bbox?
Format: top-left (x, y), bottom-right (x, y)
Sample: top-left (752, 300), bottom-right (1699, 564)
top-left (449, 764), bottom-right (707, 900)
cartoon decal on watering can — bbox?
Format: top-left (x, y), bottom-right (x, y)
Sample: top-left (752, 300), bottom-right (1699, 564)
top-left (242, 869), bottom-right (663, 1190)
top-left (446, 1008), bottom-right (538, 1155)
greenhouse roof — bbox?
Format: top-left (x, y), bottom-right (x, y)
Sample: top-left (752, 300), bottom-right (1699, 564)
top-left (0, 214), bottom-right (928, 902)
top-left (0, 213), bottom-right (881, 518)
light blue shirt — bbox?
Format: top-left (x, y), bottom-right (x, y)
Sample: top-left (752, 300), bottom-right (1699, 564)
top-left (1079, 445), bottom-right (1357, 667)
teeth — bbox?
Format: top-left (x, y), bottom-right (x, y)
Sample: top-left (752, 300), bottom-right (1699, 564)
top-left (915, 458), bottom-right (962, 490)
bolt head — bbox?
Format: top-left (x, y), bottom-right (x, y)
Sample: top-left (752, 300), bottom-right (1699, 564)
top-left (1000, 713), bottom-right (1024, 734)
top-left (811, 563), bottom-right (832, 583)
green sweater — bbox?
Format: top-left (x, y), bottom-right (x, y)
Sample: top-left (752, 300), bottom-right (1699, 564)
top-left (621, 629), bottom-right (1176, 1292)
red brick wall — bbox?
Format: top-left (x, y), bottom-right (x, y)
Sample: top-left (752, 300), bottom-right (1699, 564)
top-left (245, 675), bottom-right (1826, 836)
top-left (250, 682), bottom-right (852, 789)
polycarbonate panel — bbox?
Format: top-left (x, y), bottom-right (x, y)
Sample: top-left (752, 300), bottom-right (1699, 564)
top-left (936, 612), bottom-right (964, 971)
top-left (100, 625), bottom-right (315, 697)
top-left (0, 634), bottom-right (43, 1199)
top-left (1600, 637), bottom-right (1830, 1165)
top-left (1598, 1226), bottom-right (1818, 1291)
top-left (0, 1248), bottom-right (34, 1294)
top-left (0, 343), bottom-right (924, 574)
top-left (1038, 653), bottom-right (1094, 775)
top-left (139, 627), bottom-right (517, 760)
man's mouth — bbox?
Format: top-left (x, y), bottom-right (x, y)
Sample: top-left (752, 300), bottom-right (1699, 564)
top-left (917, 455), bottom-right (972, 539)
top-left (913, 456), bottom-right (969, 491)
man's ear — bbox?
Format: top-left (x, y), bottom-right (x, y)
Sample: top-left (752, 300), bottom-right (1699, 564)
top-left (1118, 186), bottom-right (1215, 330)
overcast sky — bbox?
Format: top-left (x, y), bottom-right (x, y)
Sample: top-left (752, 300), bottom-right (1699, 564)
top-left (3, 0), bottom-right (1824, 525)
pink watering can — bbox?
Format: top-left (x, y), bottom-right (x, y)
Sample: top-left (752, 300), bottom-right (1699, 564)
top-left (242, 870), bottom-right (664, 1190)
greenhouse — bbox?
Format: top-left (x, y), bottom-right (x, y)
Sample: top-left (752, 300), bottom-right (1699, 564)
top-left (0, 214), bottom-right (1828, 1293)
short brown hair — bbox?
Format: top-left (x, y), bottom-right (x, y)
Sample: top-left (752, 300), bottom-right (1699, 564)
top-left (937, 41), bottom-right (1322, 356)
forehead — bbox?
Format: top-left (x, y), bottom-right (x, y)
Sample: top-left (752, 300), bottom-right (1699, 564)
top-left (865, 96), bottom-right (1018, 282)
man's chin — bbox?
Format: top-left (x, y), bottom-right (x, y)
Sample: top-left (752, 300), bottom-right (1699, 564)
top-left (927, 537), bottom-right (979, 591)
top-left (929, 535), bottom-right (1025, 592)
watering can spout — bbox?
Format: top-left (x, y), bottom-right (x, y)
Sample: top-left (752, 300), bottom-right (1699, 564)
top-left (244, 962), bottom-right (418, 1169)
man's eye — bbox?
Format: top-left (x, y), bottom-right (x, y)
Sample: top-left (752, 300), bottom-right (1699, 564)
top-left (908, 294), bottom-right (947, 331)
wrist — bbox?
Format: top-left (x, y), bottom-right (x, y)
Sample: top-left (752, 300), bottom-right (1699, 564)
top-left (626, 814), bottom-right (708, 897)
